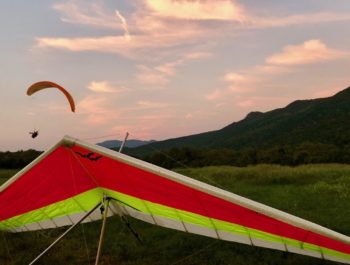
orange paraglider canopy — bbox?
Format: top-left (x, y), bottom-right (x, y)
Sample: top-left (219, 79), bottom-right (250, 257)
top-left (27, 81), bottom-right (75, 112)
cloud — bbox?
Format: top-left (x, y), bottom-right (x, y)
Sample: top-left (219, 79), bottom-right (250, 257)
top-left (207, 39), bottom-right (346, 102)
top-left (37, 1), bottom-right (350, 61)
top-left (53, 1), bottom-right (121, 29)
top-left (137, 100), bottom-right (169, 109)
top-left (136, 51), bottom-right (211, 85)
top-left (77, 95), bottom-right (118, 125)
top-left (36, 25), bottom-right (204, 58)
top-left (206, 71), bottom-right (257, 101)
top-left (248, 12), bottom-right (350, 29)
top-left (266, 40), bottom-right (345, 65)
top-left (254, 65), bottom-right (290, 75)
top-left (36, 0), bottom-right (209, 59)
top-left (206, 88), bottom-right (224, 101)
top-left (145, 0), bottom-right (245, 21)
top-left (87, 81), bottom-right (127, 93)
top-left (237, 99), bottom-right (254, 108)
top-left (136, 65), bottom-right (170, 86)
top-left (224, 72), bottom-right (249, 83)
top-left (115, 10), bottom-right (131, 40)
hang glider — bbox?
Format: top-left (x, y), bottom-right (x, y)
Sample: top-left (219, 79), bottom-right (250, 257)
top-left (1, 136), bottom-right (350, 264)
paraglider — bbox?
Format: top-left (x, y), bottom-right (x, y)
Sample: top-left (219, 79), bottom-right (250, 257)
top-left (27, 81), bottom-right (75, 112)
top-left (26, 81), bottom-right (75, 139)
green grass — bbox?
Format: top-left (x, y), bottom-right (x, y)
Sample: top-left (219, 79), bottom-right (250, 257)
top-left (2, 164), bottom-right (350, 264)
top-left (0, 169), bottom-right (18, 185)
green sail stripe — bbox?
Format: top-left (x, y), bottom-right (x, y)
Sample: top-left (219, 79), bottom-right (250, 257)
top-left (103, 188), bottom-right (350, 261)
top-left (0, 188), bottom-right (102, 230)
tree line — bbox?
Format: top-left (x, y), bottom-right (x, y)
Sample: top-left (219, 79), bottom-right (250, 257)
top-left (1, 142), bottom-right (350, 169)
top-left (142, 142), bottom-right (350, 169)
top-left (0, 150), bottom-right (42, 169)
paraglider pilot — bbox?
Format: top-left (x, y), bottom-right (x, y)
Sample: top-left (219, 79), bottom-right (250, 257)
top-left (29, 130), bottom-right (39, 139)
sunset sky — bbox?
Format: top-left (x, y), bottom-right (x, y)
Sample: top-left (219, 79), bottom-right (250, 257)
top-left (0, 0), bottom-right (349, 151)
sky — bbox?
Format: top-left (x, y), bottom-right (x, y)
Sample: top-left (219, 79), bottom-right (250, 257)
top-left (0, 0), bottom-right (349, 151)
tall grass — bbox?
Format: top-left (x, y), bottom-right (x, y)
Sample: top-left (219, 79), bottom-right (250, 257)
top-left (0, 169), bottom-right (18, 185)
top-left (2, 164), bottom-right (350, 264)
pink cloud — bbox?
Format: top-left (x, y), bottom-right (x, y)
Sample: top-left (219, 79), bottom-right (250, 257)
top-left (115, 10), bottom-right (131, 40)
top-left (248, 12), bottom-right (350, 29)
top-left (87, 81), bottom-right (128, 93)
top-left (77, 95), bottom-right (119, 125)
top-left (136, 51), bottom-right (211, 85)
top-left (224, 72), bottom-right (250, 83)
top-left (136, 65), bottom-right (170, 86)
top-left (209, 39), bottom-right (346, 104)
top-left (206, 88), bottom-right (224, 101)
top-left (237, 99), bottom-right (254, 108)
top-left (229, 85), bottom-right (255, 94)
top-left (266, 39), bottom-right (345, 65)
top-left (206, 71), bottom-right (258, 102)
top-left (39, 1), bottom-right (350, 61)
top-left (36, 25), bottom-right (205, 58)
top-left (53, 1), bottom-right (122, 29)
top-left (254, 65), bottom-right (290, 74)
top-left (145, 0), bottom-right (245, 21)
top-left (136, 100), bottom-right (169, 109)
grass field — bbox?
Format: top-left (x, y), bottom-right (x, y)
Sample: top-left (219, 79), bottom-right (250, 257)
top-left (0, 169), bottom-right (18, 185)
top-left (1, 164), bottom-right (350, 265)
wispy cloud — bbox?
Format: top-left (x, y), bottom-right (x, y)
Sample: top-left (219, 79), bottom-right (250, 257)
top-left (136, 65), bottom-right (170, 86)
top-left (248, 12), bottom-right (350, 29)
top-left (37, 0), bottom-right (350, 60)
top-left (145, 0), bottom-right (245, 21)
top-left (206, 72), bottom-right (256, 101)
top-left (206, 88), bottom-right (224, 101)
top-left (207, 39), bottom-right (348, 102)
top-left (115, 10), bottom-right (131, 40)
top-left (224, 72), bottom-right (250, 83)
top-left (266, 39), bottom-right (346, 65)
top-left (137, 100), bottom-right (169, 109)
top-left (237, 99), bottom-right (254, 108)
top-left (87, 81), bottom-right (128, 93)
top-left (136, 51), bottom-right (211, 86)
top-left (53, 1), bottom-right (121, 29)
top-left (36, 27), bottom-right (204, 59)
top-left (77, 95), bottom-right (119, 125)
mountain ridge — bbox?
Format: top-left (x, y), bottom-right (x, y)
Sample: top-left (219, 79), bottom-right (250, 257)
top-left (128, 86), bottom-right (350, 156)
top-left (97, 139), bottom-right (156, 149)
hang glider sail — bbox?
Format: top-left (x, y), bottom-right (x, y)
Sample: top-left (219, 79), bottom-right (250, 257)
top-left (27, 81), bottom-right (75, 112)
top-left (1, 136), bottom-right (350, 264)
